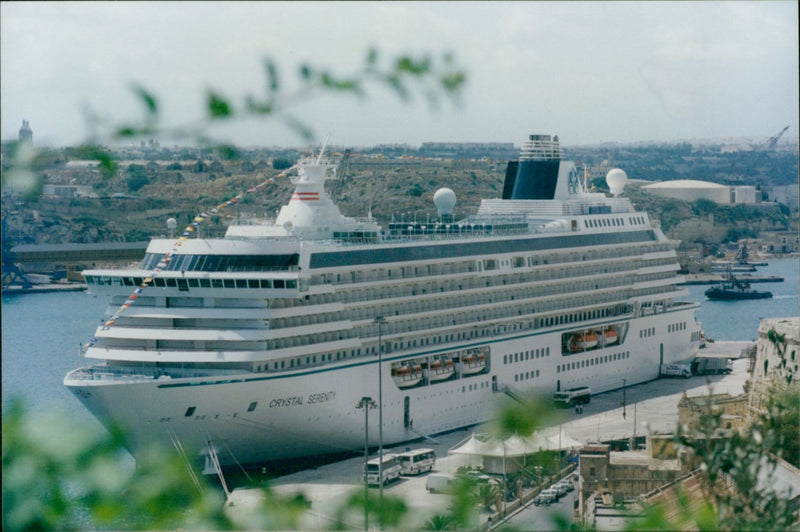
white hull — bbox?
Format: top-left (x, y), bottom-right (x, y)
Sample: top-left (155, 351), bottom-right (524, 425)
top-left (67, 307), bottom-right (698, 467)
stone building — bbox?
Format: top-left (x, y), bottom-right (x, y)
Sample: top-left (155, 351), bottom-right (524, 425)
top-left (578, 441), bottom-right (686, 522)
top-left (677, 391), bottom-right (749, 434)
top-left (748, 317), bottom-right (799, 418)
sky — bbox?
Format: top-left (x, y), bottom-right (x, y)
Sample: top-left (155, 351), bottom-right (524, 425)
top-left (1, 1), bottom-right (798, 148)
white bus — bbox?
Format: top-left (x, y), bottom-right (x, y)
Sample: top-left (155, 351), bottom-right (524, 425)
top-left (396, 448), bottom-right (436, 475)
top-left (363, 454), bottom-right (402, 486)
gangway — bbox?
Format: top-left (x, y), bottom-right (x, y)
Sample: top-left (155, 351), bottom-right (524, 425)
top-left (497, 384), bottom-right (528, 405)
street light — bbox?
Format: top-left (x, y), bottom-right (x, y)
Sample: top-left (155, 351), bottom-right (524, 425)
top-left (622, 378), bottom-right (627, 420)
top-left (356, 396), bottom-right (376, 531)
top-left (374, 315), bottom-right (387, 523)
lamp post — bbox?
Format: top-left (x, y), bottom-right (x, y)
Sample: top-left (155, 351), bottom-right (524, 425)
top-left (374, 315), bottom-right (387, 524)
top-left (622, 378), bottom-right (627, 420)
top-left (356, 396), bottom-right (376, 531)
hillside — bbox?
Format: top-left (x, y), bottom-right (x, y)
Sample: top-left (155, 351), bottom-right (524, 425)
top-left (2, 145), bottom-right (797, 257)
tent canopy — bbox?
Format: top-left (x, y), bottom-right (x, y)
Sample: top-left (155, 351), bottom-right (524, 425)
top-left (450, 428), bottom-right (582, 458)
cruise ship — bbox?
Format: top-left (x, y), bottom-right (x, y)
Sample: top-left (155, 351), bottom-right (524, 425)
top-left (65, 134), bottom-right (703, 470)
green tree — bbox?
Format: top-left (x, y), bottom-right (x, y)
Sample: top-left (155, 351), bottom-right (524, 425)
top-left (665, 384), bottom-right (799, 531)
top-left (126, 163), bottom-right (150, 192)
top-left (272, 157), bottom-right (294, 170)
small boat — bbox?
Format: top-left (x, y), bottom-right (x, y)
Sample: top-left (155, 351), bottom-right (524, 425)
top-left (460, 351), bottom-right (487, 375)
top-left (705, 276), bottom-right (772, 300)
top-left (603, 329), bottom-right (618, 346)
top-left (392, 364), bottom-right (423, 388)
top-left (569, 332), bottom-right (598, 351)
top-left (427, 358), bottom-right (455, 382)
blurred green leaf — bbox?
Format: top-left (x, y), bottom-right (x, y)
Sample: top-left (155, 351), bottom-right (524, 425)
top-left (208, 91), bottom-right (233, 118)
top-left (366, 47), bottom-right (378, 67)
top-left (395, 56), bottom-right (431, 75)
top-left (281, 114), bottom-right (314, 141)
top-left (130, 84), bottom-right (158, 115)
top-left (265, 58), bottom-right (279, 92)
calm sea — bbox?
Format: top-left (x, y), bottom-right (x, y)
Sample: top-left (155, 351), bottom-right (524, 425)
top-left (3, 258), bottom-right (798, 423)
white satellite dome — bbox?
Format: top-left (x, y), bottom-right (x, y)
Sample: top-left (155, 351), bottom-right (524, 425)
top-left (433, 187), bottom-right (456, 216)
top-left (166, 218), bottom-right (177, 229)
top-left (606, 168), bottom-right (628, 196)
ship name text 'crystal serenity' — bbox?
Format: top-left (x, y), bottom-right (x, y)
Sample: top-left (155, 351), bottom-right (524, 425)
top-left (65, 134), bottom-right (703, 470)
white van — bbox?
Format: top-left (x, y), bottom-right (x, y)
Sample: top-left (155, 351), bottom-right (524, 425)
top-left (363, 454), bottom-right (402, 486)
top-left (396, 448), bottom-right (436, 475)
top-left (426, 473), bottom-right (456, 493)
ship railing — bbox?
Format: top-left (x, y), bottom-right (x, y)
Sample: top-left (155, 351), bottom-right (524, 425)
top-left (68, 365), bottom-right (250, 382)
top-left (67, 367), bottom-right (156, 382)
top-left (372, 227), bottom-right (532, 245)
top-left (229, 218), bottom-right (276, 226)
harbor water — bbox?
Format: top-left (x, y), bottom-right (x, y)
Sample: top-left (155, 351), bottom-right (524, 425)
top-left (2, 258), bottom-right (798, 423)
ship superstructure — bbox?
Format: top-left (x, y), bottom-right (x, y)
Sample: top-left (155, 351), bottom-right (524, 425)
top-left (65, 134), bottom-right (702, 469)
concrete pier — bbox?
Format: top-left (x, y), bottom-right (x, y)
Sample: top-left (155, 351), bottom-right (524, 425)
top-left (226, 341), bottom-right (753, 530)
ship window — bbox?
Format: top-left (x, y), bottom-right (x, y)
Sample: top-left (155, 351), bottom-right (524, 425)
top-left (154, 278), bottom-right (166, 287)
top-left (211, 279), bottom-right (223, 288)
top-left (248, 279), bottom-right (260, 288)
top-left (274, 280), bottom-right (285, 288)
top-left (260, 279), bottom-right (272, 288)
top-left (248, 401), bottom-right (257, 412)
top-left (188, 279), bottom-right (199, 287)
top-left (235, 279), bottom-right (247, 288)
top-left (536, 370), bottom-right (540, 377)
top-left (184, 406), bottom-right (196, 417)
top-left (224, 279), bottom-right (235, 288)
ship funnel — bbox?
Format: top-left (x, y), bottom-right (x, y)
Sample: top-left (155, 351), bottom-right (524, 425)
top-left (502, 134), bottom-right (562, 200)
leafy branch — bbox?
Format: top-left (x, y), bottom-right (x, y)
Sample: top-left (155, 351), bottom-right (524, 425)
top-left (88, 48), bottom-right (466, 151)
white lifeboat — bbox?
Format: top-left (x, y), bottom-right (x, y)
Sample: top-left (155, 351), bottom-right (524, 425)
top-left (603, 329), bottom-right (618, 346)
top-left (569, 332), bottom-right (598, 352)
top-left (427, 358), bottom-right (455, 382)
top-left (460, 351), bottom-right (488, 375)
top-left (392, 364), bottom-right (423, 388)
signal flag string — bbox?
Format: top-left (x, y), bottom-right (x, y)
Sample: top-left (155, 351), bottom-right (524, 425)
top-left (84, 164), bottom-right (298, 349)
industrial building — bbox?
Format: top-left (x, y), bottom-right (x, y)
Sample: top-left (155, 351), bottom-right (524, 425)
top-left (642, 179), bottom-right (761, 205)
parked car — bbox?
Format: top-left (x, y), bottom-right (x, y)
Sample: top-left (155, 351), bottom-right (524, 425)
top-left (553, 482), bottom-right (569, 496)
top-left (556, 479), bottom-right (574, 493)
top-left (533, 492), bottom-right (551, 506)
top-left (540, 487), bottom-right (560, 502)
top-left (534, 489), bottom-right (556, 505)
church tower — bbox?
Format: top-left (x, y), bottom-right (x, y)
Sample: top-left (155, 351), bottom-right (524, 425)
top-left (19, 120), bottom-right (33, 144)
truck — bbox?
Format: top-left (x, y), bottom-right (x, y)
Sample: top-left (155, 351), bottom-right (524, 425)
top-left (661, 363), bottom-right (692, 378)
top-left (553, 386), bottom-right (591, 408)
top-left (691, 357), bottom-right (732, 375)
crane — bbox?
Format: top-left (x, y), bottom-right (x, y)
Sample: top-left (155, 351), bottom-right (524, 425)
top-left (764, 125), bottom-right (789, 149)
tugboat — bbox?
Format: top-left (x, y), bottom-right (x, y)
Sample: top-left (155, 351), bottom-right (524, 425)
top-left (705, 273), bottom-right (772, 300)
